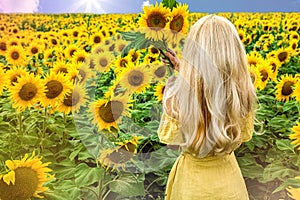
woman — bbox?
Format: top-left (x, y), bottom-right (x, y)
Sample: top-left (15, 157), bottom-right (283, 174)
top-left (157, 14), bottom-right (257, 200)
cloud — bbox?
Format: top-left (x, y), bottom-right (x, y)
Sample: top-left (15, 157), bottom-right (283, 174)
top-left (0, 0), bottom-right (39, 13)
top-left (142, 0), bottom-right (150, 9)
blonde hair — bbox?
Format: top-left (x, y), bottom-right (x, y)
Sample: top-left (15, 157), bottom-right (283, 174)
top-left (163, 14), bottom-right (257, 158)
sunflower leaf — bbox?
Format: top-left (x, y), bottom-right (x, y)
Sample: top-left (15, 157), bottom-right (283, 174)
top-left (109, 172), bottom-right (145, 197)
top-left (75, 163), bottom-right (104, 188)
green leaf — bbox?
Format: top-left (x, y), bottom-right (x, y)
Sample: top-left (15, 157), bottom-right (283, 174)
top-left (272, 177), bottom-right (300, 193)
top-left (236, 153), bottom-right (264, 180)
top-left (75, 163), bottom-right (104, 188)
top-left (109, 173), bottom-right (145, 197)
top-left (275, 139), bottom-right (295, 153)
top-left (263, 162), bottom-right (298, 182)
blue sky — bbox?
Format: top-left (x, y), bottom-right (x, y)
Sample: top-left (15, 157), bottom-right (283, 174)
top-left (0, 0), bottom-right (300, 13)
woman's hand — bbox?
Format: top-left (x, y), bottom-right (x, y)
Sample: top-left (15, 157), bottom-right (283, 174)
top-left (161, 48), bottom-right (180, 72)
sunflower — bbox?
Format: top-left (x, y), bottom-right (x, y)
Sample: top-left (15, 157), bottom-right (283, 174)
top-left (90, 94), bottom-right (130, 131)
top-left (128, 49), bottom-right (141, 63)
top-left (154, 82), bottom-right (166, 102)
top-left (64, 44), bottom-right (79, 59)
top-left (266, 58), bottom-right (280, 81)
top-left (9, 73), bottom-right (46, 111)
top-left (56, 83), bottom-right (87, 114)
top-left (41, 71), bottom-right (72, 108)
top-left (52, 61), bottom-right (71, 75)
top-left (247, 51), bottom-right (264, 67)
top-left (289, 39), bottom-right (298, 51)
top-left (148, 45), bottom-right (160, 56)
top-left (91, 44), bottom-right (108, 55)
top-left (113, 55), bottom-right (130, 74)
top-left (118, 62), bottom-right (151, 94)
top-left (248, 66), bottom-right (262, 90)
top-left (89, 33), bottom-right (104, 46)
top-left (5, 66), bottom-right (28, 86)
top-left (166, 4), bottom-right (189, 43)
top-left (27, 41), bottom-right (43, 57)
top-left (289, 122), bottom-right (300, 150)
top-left (5, 45), bottom-right (27, 66)
top-left (256, 63), bottom-right (274, 90)
top-left (115, 40), bottom-right (128, 54)
top-left (74, 62), bottom-right (94, 84)
top-left (98, 146), bottom-right (132, 172)
top-left (93, 52), bottom-right (115, 73)
top-left (0, 152), bottom-right (54, 199)
top-left (0, 38), bottom-right (7, 55)
top-left (139, 2), bottom-right (171, 41)
top-left (288, 31), bottom-right (299, 40)
top-left (275, 47), bottom-right (292, 64)
top-left (151, 61), bottom-right (167, 81)
top-left (104, 82), bottom-right (127, 99)
top-left (71, 49), bottom-right (88, 64)
top-left (115, 135), bottom-right (144, 154)
top-left (275, 74), bottom-right (297, 102)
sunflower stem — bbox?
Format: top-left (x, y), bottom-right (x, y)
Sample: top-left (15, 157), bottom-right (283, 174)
top-left (42, 107), bottom-right (48, 137)
top-left (18, 112), bottom-right (23, 134)
top-left (63, 112), bottom-right (66, 124)
top-left (102, 189), bottom-right (111, 200)
top-left (82, 186), bottom-right (99, 199)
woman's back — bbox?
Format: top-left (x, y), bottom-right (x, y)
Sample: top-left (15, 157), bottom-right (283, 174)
top-left (157, 14), bottom-right (257, 199)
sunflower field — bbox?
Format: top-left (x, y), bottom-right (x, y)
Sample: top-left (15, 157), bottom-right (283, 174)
top-left (0, 0), bottom-right (300, 199)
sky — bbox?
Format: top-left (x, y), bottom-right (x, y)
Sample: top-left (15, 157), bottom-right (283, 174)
top-left (0, 0), bottom-right (300, 14)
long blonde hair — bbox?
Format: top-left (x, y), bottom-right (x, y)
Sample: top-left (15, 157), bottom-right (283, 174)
top-left (163, 14), bottom-right (257, 158)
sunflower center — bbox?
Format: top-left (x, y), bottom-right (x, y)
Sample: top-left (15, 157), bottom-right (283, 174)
top-left (0, 42), bottom-right (7, 51)
top-left (154, 66), bottom-right (166, 78)
top-left (147, 12), bottom-right (166, 29)
top-left (278, 52), bottom-right (287, 62)
top-left (11, 75), bottom-right (21, 85)
top-left (118, 44), bottom-right (125, 52)
top-left (100, 58), bottom-right (108, 67)
top-left (109, 44), bottom-right (115, 51)
top-left (271, 63), bottom-right (277, 72)
top-left (131, 53), bottom-right (139, 62)
top-left (70, 49), bottom-right (76, 57)
top-left (128, 70), bottom-right (144, 86)
top-left (170, 15), bottom-right (184, 32)
top-left (58, 67), bottom-right (68, 74)
top-left (0, 167), bottom-right (39, 200)
top-left (76, 69), bottom-right (86, 83)
top-left (94, 36), bottom-right (101, 43)
top-left (73, 31), bottom-right (79, 37)
top-left (250, 71), bottom-right (256, 84)
top-left (11, 51), bottom-right (20, 60)
top-left (120, 59), bottom-right (127, 68)
top-left (31, 47), bottom-right (38, 54)
top-left (77, 56), bottom-right (85, 63)
top-left (106, 147), bottom-right (132, 164)
top-left (63, 91), bottom-right (80, 107)
top-left (281, 81), bottom-right (294, 96)
top-left (150, 47), bottom-right (159, 54)
top-left (260, 70), bottom-right (268, 82)
top-left (51, 39), bottom-right (58, 45)
top-left (248, 60), bottom-right (257, 66)
top-left (45, 80), bottom-right (63, 99)
top-left (19, 83), bottom-right (38, 101)
top-left (98, 100), bottom-right (124, 123)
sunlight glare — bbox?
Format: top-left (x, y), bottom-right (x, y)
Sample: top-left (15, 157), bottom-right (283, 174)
top-left (71, 0), bottom-right (108, 13)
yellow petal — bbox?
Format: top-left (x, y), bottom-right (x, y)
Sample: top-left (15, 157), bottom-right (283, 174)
top-left (3, 171), bottom-right (15, 185)
top-left (5, 160), bottom-right (15, 170)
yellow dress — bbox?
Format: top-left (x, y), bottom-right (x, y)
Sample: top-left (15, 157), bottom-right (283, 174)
top-left (157, 112), bottom-right (254, 200)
